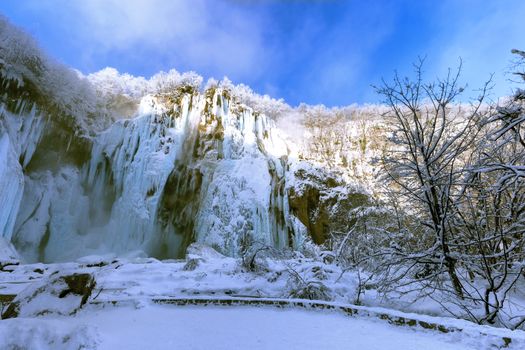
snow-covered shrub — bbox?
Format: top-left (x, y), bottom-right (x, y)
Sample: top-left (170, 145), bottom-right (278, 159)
top-left (240, 243), bottom-right (273, 273)
top-left (285, 263), bottom-right (332, 301)
top-left (286, 270), bottom-right (331, 301)
top-left (238, 237), bottom-right (298, 273)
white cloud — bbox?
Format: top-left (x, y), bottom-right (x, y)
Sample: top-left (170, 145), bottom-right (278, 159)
top-left (14, 0), bottom-right (522, 105)
top-left (25, 0), bottom-right (270, 80)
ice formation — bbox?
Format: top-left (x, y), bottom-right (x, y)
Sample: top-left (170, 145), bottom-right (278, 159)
top-left (0, 99), bottom-right (45, 242)
top-left (1, 86), bottom-right (313, 262)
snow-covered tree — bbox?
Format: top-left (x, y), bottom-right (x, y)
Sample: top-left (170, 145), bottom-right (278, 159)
top-left (452, 49), bottom-right (525, 325)
top-left (373, 59), bottom-right (492, 299)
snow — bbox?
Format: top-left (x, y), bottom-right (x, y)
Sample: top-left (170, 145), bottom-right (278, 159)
top-left (2, 247), bottom-right (525, 349)
top-left (0, 304), bottom-right (510, 350)
top-left (0, 319), bottom-right (97, 350)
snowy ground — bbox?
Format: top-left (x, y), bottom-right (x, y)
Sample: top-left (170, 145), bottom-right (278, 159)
top-left (0, 245), bottom-right (359, 305)
top-left (2, 246), bottom-right (525, 349)
top-left (0, 304), bottom-right (509, 350)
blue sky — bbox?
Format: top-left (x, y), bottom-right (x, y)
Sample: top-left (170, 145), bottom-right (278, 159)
top-left (2, 0), bottom-right (524, 106)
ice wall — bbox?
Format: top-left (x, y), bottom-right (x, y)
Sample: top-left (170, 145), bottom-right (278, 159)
top-left (80, 89), bottom-right (305, 258)
top-left (0, 99), bottom-right (45, 242)
top-left (0, 133), bottom-right (24, 241)
top-left (8, 88), bottom-right (308, 261)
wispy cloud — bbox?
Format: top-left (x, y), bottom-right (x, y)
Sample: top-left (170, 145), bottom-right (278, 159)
top-left (4, 0), bottom-right (523, 105)
top-left (11, 0), bottom-right (398, 105)
top-left (22, 0), bottom-right (271, 81)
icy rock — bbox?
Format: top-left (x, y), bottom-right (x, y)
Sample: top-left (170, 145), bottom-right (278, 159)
top-left (186, 243), bottom-right (225, 261)
top-left (2, 272), bottom-right (96, 319)
top-left (0, 237), bottom-right (20, 266)
top-left (76, 254), bottom-right (117, 267)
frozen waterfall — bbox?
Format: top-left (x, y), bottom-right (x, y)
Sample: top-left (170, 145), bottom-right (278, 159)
top-left (2, 88), bottom-right (307, 262)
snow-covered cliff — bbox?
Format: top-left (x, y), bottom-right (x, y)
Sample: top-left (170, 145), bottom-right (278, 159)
top-left (0, 17), bottom-right (371, 263)
top-left (3, 85), bottom-right (314, 261)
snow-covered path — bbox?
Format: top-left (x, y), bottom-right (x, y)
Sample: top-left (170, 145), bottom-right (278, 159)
top-left (0, 305), bottom-right (488, 350)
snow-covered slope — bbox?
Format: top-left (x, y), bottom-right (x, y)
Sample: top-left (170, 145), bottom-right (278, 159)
top-left (2, 249), bottom-right (523, 349)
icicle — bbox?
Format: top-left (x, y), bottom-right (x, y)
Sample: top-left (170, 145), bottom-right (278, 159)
top-left (0, 134), bottom-right (24, 241)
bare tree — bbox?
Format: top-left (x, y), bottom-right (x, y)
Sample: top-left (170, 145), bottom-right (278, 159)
top-left (362, 53), bottom-right (525, 327)
top-left (374, 59), bottom-right (491, 298)
top-left (452, 152), bottom-right (524, 324)
top-left (450, 49), bottom-right (525, 325)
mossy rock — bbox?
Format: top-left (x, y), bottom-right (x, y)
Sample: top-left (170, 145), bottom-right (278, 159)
top-left (1, 273), bottom-right (96, 319)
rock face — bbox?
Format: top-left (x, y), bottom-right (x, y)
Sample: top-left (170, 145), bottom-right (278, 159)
top-left (288, 163), bottom-right (370, 244)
